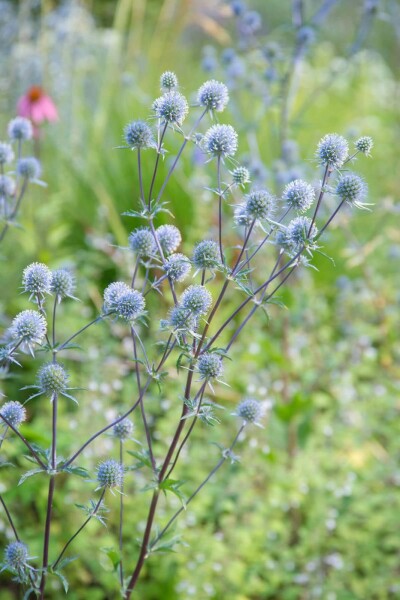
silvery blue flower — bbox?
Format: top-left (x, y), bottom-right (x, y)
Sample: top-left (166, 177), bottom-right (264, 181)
top-left (355, 136), bottom-right (373, 156)
top-left (51, 269), bottom-right (76, 300)
top-left (113, 417), bottom-right (134, 440)
top-left (197, 352), bottom-right (223, 380)
top-left (163, 253), bottom-right (191, 282)
top-left (282, 179), bottom-right (315, 212)
top-left (0, 142), bottom-right (14, 165)
top-left (317, 134), bottom-right (348, 169)
top-left (0, 175), bottom-right (16, 197)
top-left (286, 216), bottom-right (318, 252)
top-left (160, 71), bottom-right (178, 91)
top-left (336, 173), bottom-right (367, 207)
top-left (114, 289), bottom-right (146, 321)
top-left (152, 91), bottom-right (189, 125)
top-left (192, 240), bottom-right (221, 270)
top-left (17, 157), bottom-right (42, 181)
top-left (245, 189), bottom-right (275, 220)
top-left (169, 305), bottom-right (198, 332)
top-left (97, 459), bottom-right (124, 488)
top-left (129, 228), bottom-right (154, 257)
top-left (155, 224), bottom-right (181, 255)
top-left (0, 401), bottom-right (26, 428)
top-left (236, 398), bottom-right (262, 423)
top-left (103, 282), bottom-right (131, 312)
top-left (180, 285), bottom-right (212, 315)
top-left (198, 80), bottom-right (229, 112)
top-left (22, 263), bottom-right (52, 299)
top-left (8, 117), bottom-right (33, 141)
top-left (4, 541), bottom-right (29, 570)
top-left (203, 124), bottom-right (238, 158)
top-left (9, 310), bottom-right (47, 347)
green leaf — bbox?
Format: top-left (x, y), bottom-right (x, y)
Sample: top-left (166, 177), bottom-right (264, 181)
top-left (159, 478), bottom-right (186, 507)
top-left (101, 547), bottom-right (121, 571)
top-left (60, 465), bottom-right (89, 478)
top-left (18, 468), bottom-right (45, 486)
top-left (127, 449), bottom-right (154, 471)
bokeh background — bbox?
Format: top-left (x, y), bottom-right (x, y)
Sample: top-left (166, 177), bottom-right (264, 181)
top-left (0, 1), bottom-right (399, 598)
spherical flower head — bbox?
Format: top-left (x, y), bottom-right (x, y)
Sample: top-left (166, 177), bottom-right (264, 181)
top-left (355, 136), bottom-right (373, 156)
top-left (169, 305), bottom-right (198, 332)
top-left (336, 173), bottom-right (367, 205)
top-left (282, 179), bottom-right (315, 213)
top-left (97, 459), bottom-right (124, 488)
top-left (317, 133), bottom-right (348, 169)
top-left (103, 282), bottom-right (131, 312)
top-left (17, 157), bottom-right (42, 180)
top-left (236, 398), bottom-right (262, 423)
top-left (198, 80), bottom-right (229, 112)
top-left (275, 228), bottom-right (290, 249)
top-left (10, 310), bottom-right (47, 345)
top-left (245, 189), bottom-right (275, 220)
top-left (38, 363), bottom-right (69, 396)
top-left (22, 262), bottom-right (52, 297)
top-left (232, 166), bottom-right (250, 187)
top-left (4, 541), bottom-right (29, 570)
top-left (152, 91), bottom-right (189, 125)
top-left (124, 120), bottom-right (155, 150)
top-left (234, 205), bottom-right (253, 227)
top-left (51, 269), bottom-right (75, 299)
top-left (0, 401), bottom-right (26, 428)
top-left (155, 224), bottom-right (182, 255)
top-left (0, 142), bottom-right (14, 165)
top-left (230, 1), bottom-right (245, 17)
top-left (113, 417), bottom-right (134, 440)
top-left (0, 175), bottom-right (16, 197)
top-left (129, 228), bottom-right (154, 257)
top-left (164, 253), bottom-right (191, 282)
top-left (241, 10), bottom-right (262, 34)
top-left (114, 289), bottom-right (145, 321)
top-left (297, 25), bottom-right (316, 45)
top-left (203, 124), bottom-right (238, 158)
top-left (197, 352), bottom-right (223, 380)
top-left (181, 285), bottom-right (212, 315)
top-left (8, 117), bottom-right (33, 141)
top-left (192, 240), bottom-right (221, 270)
top-left (160, 71), bottom-right (178, 91)
top-left (287, 216), bottom-right (318, 252)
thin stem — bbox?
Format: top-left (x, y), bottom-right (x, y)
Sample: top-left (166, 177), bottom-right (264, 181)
top-left (155, 109), bottom-right (207, 205)
top-left (0, 494), bottom-right (19, 540)
top-left (137, 149), bottom-right (145, 205)
top-left (57, 315), bottom-right (104, 351)
top-left (148, 122), bottom-right (168, 207)
top-left (39, 476), bottom-right (55, 598)
top-left (52, 489), bottom-right (106, 570)
top-left (308, 165), bottom-right (330, 236)
top-left (0, 414), bottom-right (47, 469)
top-left (151, 424), bottom-right (245, 549)
top-left (164, 382), bottom-right (206, 480)
top-left (217, 156), bottom-right (224, 265)
top-left (119, 441), bottom-right (124, 587)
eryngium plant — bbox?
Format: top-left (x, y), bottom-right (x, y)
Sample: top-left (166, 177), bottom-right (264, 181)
top-left (0, 71), bottom-right (373, 598)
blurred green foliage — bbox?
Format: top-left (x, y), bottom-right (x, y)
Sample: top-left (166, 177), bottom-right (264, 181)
top-left (0, 1), bottom-right (399, 598)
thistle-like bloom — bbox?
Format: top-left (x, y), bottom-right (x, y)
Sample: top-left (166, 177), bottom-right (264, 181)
top-left (203, 124), bottom-right (238, 158)
top-left (0, 401), bottom-right (26, 428)
top-left (160, 71), bottom-right (178, 91)
top-left (317, 133), bottom-right (349, 169)
top-left (51, 269), bottom-right (76, 301)
top-left (38, 363), bottom-right (69, 397)
top-left (169, 305), bottom-right (198, 332)
top-left (4, 541), bottom-right (29, 570)
top-left (152, 91), bottom-right (189, 125)
top-left (9, 310), bottom-right (47, 346)
top-left (286, 216), bottom-right (318, 252)
top-left (355, 136), bottom-right (373, 156)
top-left (163, 253), bottom-right (191, 282)
top-left (197, 352), bottom-right (223, 380)
top-left (113, 417), bottom-right (134, 440)
top-left (103, 282), bottom-right (131, 312)
top-left (241, 10), bottom-right (262, 35)
top-left (236, 398), bottom-right (262, 423)
top-left (97, 459), bottom-right (124, 488)
top-left (0, 175), bottom-right (16, 197)
top-left (245, 189), bottom-right (275, 220)
top-left (336, 173), bottom-right (367, 206)
top-left (8, 117), bottom-right (33, 141)
top-left (192, 240), bottom-right (221, 270)
top-left (232, 166), bottom-right (250, 187)
top-left (234, 205), bottom-right (253, 227)
top-left (181, 285), bottom-right (212, 315)
top-left (17, 157), bottom-right (42, 181)
top-left (282, 179), bottom-right (315, 213)
top-left (22, 262), bottom-right (52, 299)
top-left (114, 289), bottom-right (145, 321)
top-left (123, 120), bottom-right (155, 150)
top-left (129, 228), bottom-right (154, 257)
top-left (0, 142), bottom-right (14, 165)
top-left (198, 80), bottom-right (229, 112)
top-left (155, 224), bottom-right (182, 255)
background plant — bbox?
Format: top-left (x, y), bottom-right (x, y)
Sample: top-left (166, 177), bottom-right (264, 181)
top-left (0, 1), bottom-right (399, 599)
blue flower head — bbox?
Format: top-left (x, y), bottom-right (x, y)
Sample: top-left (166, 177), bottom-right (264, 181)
top-left (163, 253), bottom-right (191, 282)
top-left (0, 401), bottom-right (26, 428)
top-left (336, 173), bottom-right (367, 208)
top-left (22, 262), bottom-right (52, 299)
top-left (17, 157), bottom-right (42, 180)
top-left (317, 133), bottom-right (348, 169)
top-left (198, 80), bottom-right (229, 112)
top-left (97, 459), bottom-right (124, 488)
top-left (8, 117), bottom-right (33, 141)
top-left (152, 91), bottom-right (189, 125)
top-left (9, 310), bottom-right (47, 347)
top-left (203, 124), bottom-right (238, 159)
top-left (181, 285), bottom-right (212, 315)
top-left (192, 240), bottom-right (221, 270)
top-left (282, 179), bottom-right (315, 213)
top-left (198, 352), bottom-right (223, 380)
top-left (245, 189), bottom-right (275, 221)
top-left (155, 224), bottom-right (181, 255)
top-left (129, 228), bottom-right (154, 257)
top-left (124, 120), bottom-right (155, 150)
top-left (160, 71), bottom-right (178, 91)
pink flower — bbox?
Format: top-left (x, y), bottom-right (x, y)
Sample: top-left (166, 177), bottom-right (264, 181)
top-left (17, 86), bottom-right (58, 135)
